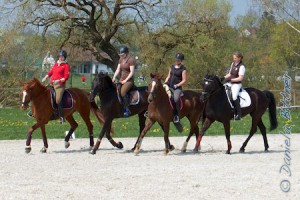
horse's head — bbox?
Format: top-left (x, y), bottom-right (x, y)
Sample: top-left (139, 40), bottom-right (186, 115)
top-left (148, 72), bottom-right (164, 103)
top-left (20, 78), bottom-right (41, 110)
top-left (89, 72), bottom-right (114, 101)
top-left (201, 74), bottom-right (223, 101)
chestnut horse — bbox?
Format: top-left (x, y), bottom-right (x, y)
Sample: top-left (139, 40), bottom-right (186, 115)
top-left (89, 72), bottom-right (149, 154)
top-left (20, 78), bottom-right (105, 153)
top-left (134, 72), bottom-right (204, 155)
top-left (195, 74), bottom-right (278, 154)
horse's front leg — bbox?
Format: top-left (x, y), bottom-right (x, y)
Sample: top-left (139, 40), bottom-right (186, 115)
top-left (40, 125), bottom-right (48, 153)
top-left (223, 121), bottom-right (232, 154)
top-left (131, 112), bottom-right (146, 151)
top-left (90, 119), bottom-right (112, 155)
top-left (162, 123), bottom-right (172, 155)
top-left (25, 122), bottom-right (43, 153)
top-left (194, 118), bottom-right (214, 152)
top-left (134, 118), bottom-right (155, 155)
top-left (105, 124), bottom-right (123, 149)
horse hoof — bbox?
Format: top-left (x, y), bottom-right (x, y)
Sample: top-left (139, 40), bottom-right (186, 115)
top-left (65, 142), bottom-right (70, 149)
top-left (169, 145), bottom-right (175, 151)
top-left (25, 147), bottom-right (31, 154)
top-left (116, 142), bottom-right (123, 149)
top-left (40, 147), bottom-right (47, 153)
top-left (239, 148), bottom-right (245, 153)
top-left (181, 149), bottom-right (187, 153)
top-left (89, 149), bottom-right (96, 155)
top-left (225, 151), bottom-right (231, 155)
top-left (192, 148), bottom-right (199, 153)
top-left (163, 150), bottom-right (169, 156)
top-left (265, 149), bottom-right (269, 152)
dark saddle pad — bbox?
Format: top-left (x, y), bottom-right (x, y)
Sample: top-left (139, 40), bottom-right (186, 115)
top-left (49, 87), bottom-right (74, 109)
top-left (116, 84), bottom-right (146, 105)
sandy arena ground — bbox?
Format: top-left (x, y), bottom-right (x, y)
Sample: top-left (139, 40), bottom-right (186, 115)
top-left (0, 134), bottom-right (299, 200)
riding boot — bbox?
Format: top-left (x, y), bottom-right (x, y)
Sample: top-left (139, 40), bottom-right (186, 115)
top-left (58, 102), bottom-right (65, 123)
top-left (123, 95), bottom-right (131, 117)
top-left (173, 101), bottom-right (180, 124)
top-left (233, 99), bottom-right (241, 120)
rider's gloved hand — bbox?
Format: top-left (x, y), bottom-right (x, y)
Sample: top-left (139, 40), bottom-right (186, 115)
top-left (53, 80), bottom-right (60, 84)
top-left (173, 84), bottom-right (179, 89)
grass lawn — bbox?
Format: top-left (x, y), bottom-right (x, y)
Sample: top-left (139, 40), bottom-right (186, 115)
top-left (0, 107), bottom-right (299, 140)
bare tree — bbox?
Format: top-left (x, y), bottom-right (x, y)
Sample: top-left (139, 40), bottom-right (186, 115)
top-left (256, 0), bottom-right (300, 33)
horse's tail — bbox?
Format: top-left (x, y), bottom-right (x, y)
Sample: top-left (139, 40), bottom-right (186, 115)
top-left (263, 90), bottom-right (278, 131)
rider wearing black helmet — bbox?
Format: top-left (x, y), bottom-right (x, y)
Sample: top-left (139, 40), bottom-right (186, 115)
top-left (164, 53), bottom-right (187, 124)
top-left (112, 46), bottom-right (135, 117)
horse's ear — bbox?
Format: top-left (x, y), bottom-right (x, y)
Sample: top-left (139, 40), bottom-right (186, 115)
top-left (150, 73), bottom-right (155, 79)
top-left (33, 77), bottom-right (39, 83)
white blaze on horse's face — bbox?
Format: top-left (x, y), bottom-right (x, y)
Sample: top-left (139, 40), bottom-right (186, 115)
top-left (22, 90), bottom-right (27, 106)
top-left (150, 80), bottom-right (156, 93)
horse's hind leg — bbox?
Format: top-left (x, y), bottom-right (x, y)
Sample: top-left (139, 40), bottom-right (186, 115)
top-left (78, 112), bottom-right (94, 148)
top-left (131, 113), bottom-right (146, 151)
top-left (239, 115), bottom-right (260, 153)
top-left (64, 115), bottom-right (78, 149)
top-left (134, 119), bottom-right (155, 155)
top-left (182, 118), bottom-right (199, 153)
top-left (257, 119), bottom-right (269, 152)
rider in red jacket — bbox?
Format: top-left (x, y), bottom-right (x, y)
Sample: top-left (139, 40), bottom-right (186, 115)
top-left (42, 50), bottom-right (70, 123)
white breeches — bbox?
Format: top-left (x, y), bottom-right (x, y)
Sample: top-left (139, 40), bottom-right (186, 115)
top-left (231, 83), bottom-right (242, 100)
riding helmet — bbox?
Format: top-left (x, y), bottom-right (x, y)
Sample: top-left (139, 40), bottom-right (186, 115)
top-left (175, 53), bottom-right (184, 61)
top-left (58, 50), bottom-right (67, 59)
top-left (119, 46), bottom-right (129, 55)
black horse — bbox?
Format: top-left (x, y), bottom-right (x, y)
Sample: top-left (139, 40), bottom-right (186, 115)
top-left (195, 74), bottom-right (278, 154)
top-left (89, 72), bottom-right (148, 154)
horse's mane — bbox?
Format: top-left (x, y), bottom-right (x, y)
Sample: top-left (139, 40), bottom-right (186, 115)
top-left (28, 78), bottom-right (47, 90)
top-left (97, 73), bottom-right (115, 89)
top-left (205, 74), bottom-right (223, 87)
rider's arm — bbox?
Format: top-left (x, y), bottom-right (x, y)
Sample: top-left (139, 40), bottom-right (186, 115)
top-left (112, 64), bottom-right (121, 82)
top-left (164, 68), bottom-right (171, 84)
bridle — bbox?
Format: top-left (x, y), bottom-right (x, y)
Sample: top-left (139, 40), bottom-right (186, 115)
top-left (202, 77), bottom-right (222, 100)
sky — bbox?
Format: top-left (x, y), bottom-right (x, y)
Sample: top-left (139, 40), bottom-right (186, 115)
top-left (229, 0), bottom-right (253, 24)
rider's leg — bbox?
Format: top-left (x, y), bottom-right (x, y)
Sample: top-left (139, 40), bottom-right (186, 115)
top-left (231, 83), bottom-right (242, 120)
top-left (55, 84), bottom-right (65, 123)
top-left (172, 89), bottom-right (182, 123)
top-left (121, 81), bottom-right (134, 117)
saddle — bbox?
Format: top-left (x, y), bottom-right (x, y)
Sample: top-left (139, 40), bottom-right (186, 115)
top-left (224, 83), bottom-right (251, 108)
top-left (116, 83), bottom-right (144, 106)
top-left (48, 87), bottom-right (74, 109)
top-left (163, 84), bottom-right (183, 111)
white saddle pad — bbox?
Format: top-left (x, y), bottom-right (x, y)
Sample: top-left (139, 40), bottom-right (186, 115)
top-left (239, 89), bottom-right (251, 108)
top-left (224, 83), bottom-right (251, 108)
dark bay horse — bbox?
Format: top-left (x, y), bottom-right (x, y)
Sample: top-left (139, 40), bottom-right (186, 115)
top-left (20, 78), bottom-right (105, 153)
top-left (134, 72), bottom-right (204, 155)
top-left (196, 74), bottom-right (278, 154)
top-left (89, 72), bottom-right (149, 154)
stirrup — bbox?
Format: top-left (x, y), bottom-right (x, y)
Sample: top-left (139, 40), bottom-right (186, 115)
top-left (173, 115), bottom-right (180, 123)
top-left (60, 117), bottom-right (65, 123)
top-left (234, 114), bottom-right (241, 120)
top-left (123, 108), bottom-right (131, 117)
